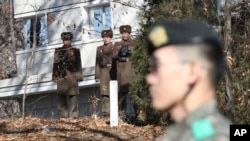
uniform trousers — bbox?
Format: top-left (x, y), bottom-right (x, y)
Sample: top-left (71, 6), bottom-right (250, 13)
top-left (57, 94), bottom-right (79, 118)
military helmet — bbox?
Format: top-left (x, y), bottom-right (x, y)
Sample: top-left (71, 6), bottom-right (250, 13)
top-left (101, 30), bottom-right (113, 38)
top-left (61, 32), bottom-right (73, 40)
top-left (119, 25), bottom-right (132, 34)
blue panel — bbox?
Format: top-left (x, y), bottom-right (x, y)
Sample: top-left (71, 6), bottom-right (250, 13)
top-left (93, 7), bottom-right (103, 36)
top-left (25, 19), bottom-right (31, 48)
top-left (39, 16), bottom-right (47, 47)
top-left (25, 16), bottom-right (47, 48)
top-left (104, 6), bottom-right (111, 30)
top-left (91, 6), bottom-right (111, 36)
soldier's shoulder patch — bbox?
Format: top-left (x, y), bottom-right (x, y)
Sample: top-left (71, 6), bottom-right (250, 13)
top-left (191, 118), bottom-right (215, 141)
top-left (116, 40), bottom-right (123, 44)
top-left (149, 26), bottom-right (169, 48)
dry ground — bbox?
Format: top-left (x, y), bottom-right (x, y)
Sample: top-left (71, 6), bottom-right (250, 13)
top-left (0, 116), bottom-right (166, 141)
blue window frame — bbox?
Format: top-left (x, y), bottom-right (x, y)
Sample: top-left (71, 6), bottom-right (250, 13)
top-left (24, 16), bottom-right (48, 48)
top-left (89, 5), bottom-right (111, 36)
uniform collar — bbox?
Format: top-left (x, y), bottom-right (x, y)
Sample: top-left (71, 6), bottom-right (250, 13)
top-left (104, 42), bottom-right (112, 46)
top-left (184, 98), bottom-right (218, 125)
top-left (62, 45), bottom-right (72, 48)
top-left (122, 37), bottom-right (132, 44)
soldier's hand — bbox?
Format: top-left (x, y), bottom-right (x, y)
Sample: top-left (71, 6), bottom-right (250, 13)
top-left (95, 78), bottom-right (100, 82)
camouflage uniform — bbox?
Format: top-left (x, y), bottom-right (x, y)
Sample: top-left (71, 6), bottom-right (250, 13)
top-left (156, 99), bottom-right (230, 141)
top-left (95, 30), bottom-right (114, 116)
top-left (52, 32), bottom-right (83, 118)
top-left (113, 25), bottom-right (136, 119)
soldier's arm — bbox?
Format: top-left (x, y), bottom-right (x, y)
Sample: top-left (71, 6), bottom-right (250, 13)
top-left (112, 42), bottom-right (120, 59)
top-left (95, 47), bottom-right (101, 80)
top-left (73, 48), bottom-right (83, 81)
top-left (52, 49), bottom-right (59, 82)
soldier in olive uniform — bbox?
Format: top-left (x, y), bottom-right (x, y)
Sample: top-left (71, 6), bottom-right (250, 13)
top-left (95, 30), bottom-right (114, 117)
top-left (52, 32), bottom-right (83, 118)
top-left (146, 20), bottom-right (230, 141)
top-left (113, 25), bottom-right (136, 120)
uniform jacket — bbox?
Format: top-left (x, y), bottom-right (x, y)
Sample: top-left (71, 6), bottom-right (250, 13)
top-left (113, 38), bottom-right (135, 91)
top-left (95, 42), bottom-right (114, 95)
top-left (52, 46), bottom-right (83, 95)
top-left (156, 99), bottom-right (230, 141)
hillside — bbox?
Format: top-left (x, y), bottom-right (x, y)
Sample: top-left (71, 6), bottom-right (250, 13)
top-left (0, 117), bottom-right (165, 141)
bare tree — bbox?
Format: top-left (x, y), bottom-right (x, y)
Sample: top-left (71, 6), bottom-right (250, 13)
top-left (9, 0), bottom-right (15, 51)
top-left (22, 16), bottom-right (38, 120)
top-left (223, 0), bottom-right (233, 121)
top-left (0, 0), bottom-right (20, 119)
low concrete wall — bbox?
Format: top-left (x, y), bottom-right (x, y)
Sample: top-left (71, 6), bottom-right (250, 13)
top-left (24, 86), bottom-right (101, 118)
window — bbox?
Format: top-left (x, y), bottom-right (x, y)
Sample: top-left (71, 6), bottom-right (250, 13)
top-left (89, 5), bottom-right (111, 36)
top-left (24, 16), bottom-right (48, 48)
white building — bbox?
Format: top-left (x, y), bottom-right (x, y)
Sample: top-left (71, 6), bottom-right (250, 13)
top-left (0, 0), bottom-right (143, 118)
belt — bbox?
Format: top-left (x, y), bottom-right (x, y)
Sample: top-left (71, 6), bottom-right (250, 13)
top-left (100, 63), bottom-right (111, 68)
top-left (119, 57), bottom-right (129, 62)
top-left (106, 64), bottom-right (112, 67)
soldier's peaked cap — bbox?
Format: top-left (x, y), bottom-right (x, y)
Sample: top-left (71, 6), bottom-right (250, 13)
top-left (146, 19), bottom-right (223, 55)
top-left (61, 32), bottom-right (73, 40)
top-left (119, 25), bottom-right (132, 34)
top-left (101, 30), bottom-right (113, 38)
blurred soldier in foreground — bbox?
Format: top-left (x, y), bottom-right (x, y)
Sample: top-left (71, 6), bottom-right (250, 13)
top-left (95, 30), bottom-right (114, 117)
top-left (52, 32), bottom-right (83, 118)
top-left (146, 20), bottom-right (230, 141)
top-left (113, 25), bottom-right (136, 121)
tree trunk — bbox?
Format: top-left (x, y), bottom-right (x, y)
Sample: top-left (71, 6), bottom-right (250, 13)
top-left (22, 16), bottom-right (37, 121)
top-left (223, 0), bottom-right (234, 122)
top-left (9, 0), bottom-right (16, 52)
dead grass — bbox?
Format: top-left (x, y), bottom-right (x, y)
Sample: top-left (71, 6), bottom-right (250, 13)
top-left (0, 116), bottom-right (165, 141)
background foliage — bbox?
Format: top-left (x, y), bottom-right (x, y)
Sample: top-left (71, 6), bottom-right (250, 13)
top-left (130, 0), bottom-right (250, 124)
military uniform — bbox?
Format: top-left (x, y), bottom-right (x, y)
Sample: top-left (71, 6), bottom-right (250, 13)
top-left (146, 20), bottom-right (230, 141)
top-left (156, 99), bottom-right (230, 141)
top-left (95, 30), bottom-right (114, 116)
top-left (113, 25), bottom-right (136, 119)
top-left (52, 32), bottom-right (83, 118)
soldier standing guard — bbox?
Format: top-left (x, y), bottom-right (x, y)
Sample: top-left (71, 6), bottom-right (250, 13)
top-left (146, 19), bottom-right (230, 141)
top-left (52, 32), bottom-right (83, 118)
top-left (113, 25), bottom-right (136, 121)
top-left (95, 30), bottom-right (114, 117)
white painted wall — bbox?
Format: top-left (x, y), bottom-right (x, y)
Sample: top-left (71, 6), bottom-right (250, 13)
top-left (111, 1), bottom-right (141, 36)
top-left (14, 0), bottom-right (108, 16)
top-left (0, 0), bottom-right (144, 98)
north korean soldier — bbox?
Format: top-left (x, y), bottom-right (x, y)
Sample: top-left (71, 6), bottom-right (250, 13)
top-left (146, 19), bottom-right (230, 141)
top-left (95, 30), bottom-right (114, 117)
top-left (113, 25), bottom-right (136, 121)
top-left (52, 32), bottom-right (83, 118)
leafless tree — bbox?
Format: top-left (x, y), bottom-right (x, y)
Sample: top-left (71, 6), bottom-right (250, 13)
top-left (223, 0), bottom-right (234, 121)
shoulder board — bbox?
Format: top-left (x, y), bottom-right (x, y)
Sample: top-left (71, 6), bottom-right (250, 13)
top-left (107, 43), bottom-right (114, 47)
top-left (114, 41), bottom-right (122, 46)
top-left (97, 45), bottom-right (104, 49)
top-left (191, 118), bottom-right (215, 141)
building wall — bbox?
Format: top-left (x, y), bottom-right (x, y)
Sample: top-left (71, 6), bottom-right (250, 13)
top-left (24, 86), bottom-right (101, 118)
top-left (0, 0), bottom-right (143, 117)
